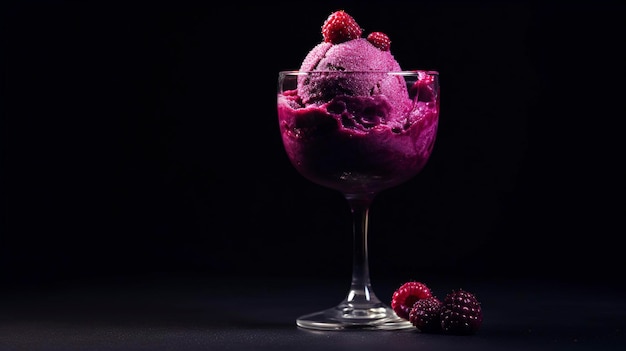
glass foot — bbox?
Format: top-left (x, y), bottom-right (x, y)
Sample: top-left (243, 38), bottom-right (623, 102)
top-left (296, 303), bottom-right (413, 331)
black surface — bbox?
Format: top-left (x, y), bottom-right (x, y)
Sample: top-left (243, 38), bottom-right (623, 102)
top-left (1, 274), bottom-right (625, 350)
top-left (1, 1), bottom-right (625, 349)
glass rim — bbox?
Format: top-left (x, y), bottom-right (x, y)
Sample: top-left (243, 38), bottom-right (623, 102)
top-left (279, 70), bottom-right (439, 76)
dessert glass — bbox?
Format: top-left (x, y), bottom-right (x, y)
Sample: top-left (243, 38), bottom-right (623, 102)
top-left (277, 70), bottom-right (440, 330)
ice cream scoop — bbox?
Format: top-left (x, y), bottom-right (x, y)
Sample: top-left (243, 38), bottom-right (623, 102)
top-left (296, 39), bottom-right (410, 127)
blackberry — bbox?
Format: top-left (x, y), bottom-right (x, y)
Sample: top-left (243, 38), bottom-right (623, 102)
top-left (440, 289), bottom-right (483, 335)
top-left (409, 296), bottom-right (443, 333)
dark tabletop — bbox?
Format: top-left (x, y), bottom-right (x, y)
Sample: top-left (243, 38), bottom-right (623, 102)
top-left (1, 274), bottom-right (624, 351)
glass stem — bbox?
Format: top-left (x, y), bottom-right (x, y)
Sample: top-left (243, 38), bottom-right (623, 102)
top-left (344, 193), bottom-right (381, 307)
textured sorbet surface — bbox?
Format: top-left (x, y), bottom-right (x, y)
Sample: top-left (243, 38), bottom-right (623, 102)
top-left (277, 72), bottom-right (438, 194)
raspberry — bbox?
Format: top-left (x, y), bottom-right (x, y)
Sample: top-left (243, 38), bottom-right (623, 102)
top-left (440, 289), bottom-right (483, 335)
top-left (391, 281), bottom-right (432, 320)
top-left (366, 32), bottom-right (391, 51)
top-left (409, 296), bottom-right (443, 333)
top-left (321, 10), bottom-right (363, 44)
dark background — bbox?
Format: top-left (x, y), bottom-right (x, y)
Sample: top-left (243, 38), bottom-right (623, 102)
top-left (1, 0), bottom-right (624, 290)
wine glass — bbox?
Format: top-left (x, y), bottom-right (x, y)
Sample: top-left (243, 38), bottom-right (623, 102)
top-left (277, 70), bottom-right (440, 330)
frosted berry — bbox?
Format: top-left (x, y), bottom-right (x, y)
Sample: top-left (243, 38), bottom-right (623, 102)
top-left (367, 32), bottom-right (391, 51)
top-left (321, 10), bottom-right (363, 44)
top-left (409, 296), bottom-right (443, 333)
top-left (391, 281), bottom-right (432, 320)
top-left (440, 289), bottom-right (483, 335)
